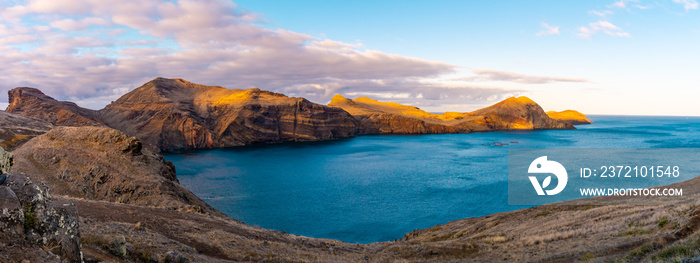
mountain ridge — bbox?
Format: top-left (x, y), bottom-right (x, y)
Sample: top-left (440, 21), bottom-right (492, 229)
top-left (6, 77), bottom-right (583, 151)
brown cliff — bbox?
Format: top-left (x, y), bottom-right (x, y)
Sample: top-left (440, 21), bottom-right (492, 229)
top-left (328, 95), bottom-right (463, 134)
top-left (547, 110), bottom-right (593, 125)
top-left (329, 95), bottom-right (573, 134)
top-left (99, 78), bottom-right (358, 151)
top-left (6, 87), bottom-right (105, 127)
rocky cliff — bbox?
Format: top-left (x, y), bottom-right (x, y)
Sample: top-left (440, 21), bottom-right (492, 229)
top-left (328, 95), bottom-right (463, 134)
top-left (12, 126), bottom-right (217, 214)
top-left (329, 95), bottom-right (574, 134)
top-left (547, 110), bottom-right (593, 125)
top-left (6, 87), bottom-right (105, 127)
top-left (98, 78), bottom-right (358, 151)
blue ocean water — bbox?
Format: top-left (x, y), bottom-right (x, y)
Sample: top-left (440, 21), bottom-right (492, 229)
top-left (165, 115), bottom-right (700, 244)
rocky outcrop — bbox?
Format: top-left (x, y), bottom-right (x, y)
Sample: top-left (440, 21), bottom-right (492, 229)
top-left (0, 173), bottom-right (82, 263)
top-left (1, 146), bottom-right (12, 174)
top-left (99, 78), bottom-right (358, 151)
top-left (12, 126), bottom-right (218, 214)
top-left (329, 95), bottom-right (573, 134)
top-left (470, 96), bottom-right (573, 130)
top-left (6, 87), bottom-right (105, 127)
top-left (547, 110), bottom-right (593, 125)
top-left (0, 110), bottom-right (53, 150)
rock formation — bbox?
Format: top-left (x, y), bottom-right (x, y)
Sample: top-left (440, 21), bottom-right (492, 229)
top-left (98, 78), bottom-right (359, 151)
top-left (0, 146), bottom-right (12, 174)
top-left (6, 87), bottom-right (105, 127)
top-left (12, 126), bottom-right (217, 214)
top-left (0, 110), bottom-right (53, 150)
top-left (329, 95), bottom-right (574, 134)
top-left (547, 110), bottom-right (593, 125)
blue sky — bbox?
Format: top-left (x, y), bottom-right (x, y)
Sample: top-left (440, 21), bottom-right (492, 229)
top-left (0, 0), bottom-right (698, 115)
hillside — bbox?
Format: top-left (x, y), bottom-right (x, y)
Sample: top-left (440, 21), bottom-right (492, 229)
top-left (329, 94), bottom-right (574, 134)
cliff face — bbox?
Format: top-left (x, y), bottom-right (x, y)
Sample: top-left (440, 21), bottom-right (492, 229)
top-left (12, 126), bottom-right (217, 214)
top-left (328, 95), bottom-right (463, 134)
top-left (329, 95), bottom-right (573, 134)
top-left (547, 110), bottom-right (593, 125)
top-left (99, 78), bottom-right (358, 151)
top-left (6, 88), bottom-right (105, 127)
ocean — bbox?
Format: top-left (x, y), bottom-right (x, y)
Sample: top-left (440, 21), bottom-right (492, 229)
top-left (165, 115), bottom-right (700, 244)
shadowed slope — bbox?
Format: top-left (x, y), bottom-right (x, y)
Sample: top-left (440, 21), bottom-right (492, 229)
top-left (12, 126), bottom-right (218, 214)
top-left (6, 87), bottom-right (105, 127)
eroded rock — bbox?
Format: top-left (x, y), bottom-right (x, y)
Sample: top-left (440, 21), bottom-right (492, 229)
top-left (0, 173), bottom-right (82, 263)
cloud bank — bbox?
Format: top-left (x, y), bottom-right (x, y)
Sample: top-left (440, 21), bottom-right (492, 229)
top-left (0, 0), bottom-right (520, 110)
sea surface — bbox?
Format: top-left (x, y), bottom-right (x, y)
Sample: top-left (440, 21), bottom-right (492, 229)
top-left (165, 115), bottom-right (700, 244)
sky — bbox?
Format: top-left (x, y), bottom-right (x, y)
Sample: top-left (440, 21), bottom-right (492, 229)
top-left (0, 0), bottom-right (698, 115)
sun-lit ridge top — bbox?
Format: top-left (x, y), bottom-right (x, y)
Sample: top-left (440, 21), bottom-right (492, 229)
top-left (330, 94), bottom-right (466, 120)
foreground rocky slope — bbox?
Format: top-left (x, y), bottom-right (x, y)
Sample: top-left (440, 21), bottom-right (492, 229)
top-left (329, 95), bottom-right (574, 134)
top-left (3, 129), bottom-right (376, 262)
top-left (547, 110), bottom-right (593, 125)
top-left (1, 147), bottom-right (82, 263)
top-left (392, 178), bottom-right (700, 262)
top-left (12, 126), bottom-right (217, 214)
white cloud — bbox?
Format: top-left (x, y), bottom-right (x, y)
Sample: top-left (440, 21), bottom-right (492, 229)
top-left (609, 0), bottom-right (639, 9)
top-left (457, 69), bottom-right (588, 84)
top-left (536, 22), bottom-right (560, 37)
top-left (578, 21), bottom-right (631, 39)
top-left (588, 10), bottom-right (614, 17)
top-left (673, 0), bottom-right (699, 10)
